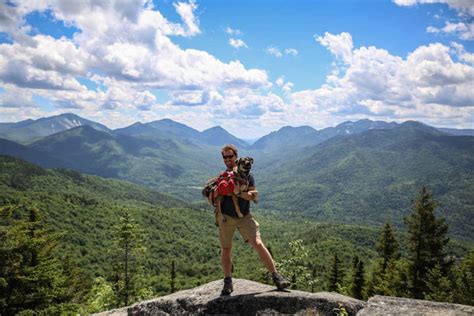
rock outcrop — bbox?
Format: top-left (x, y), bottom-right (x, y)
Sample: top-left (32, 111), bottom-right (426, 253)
top-left (358, 295), bottom-right (474, 316)
top-left (95, 279), bottom-right (474, 316)
top-left (95, 279), bottom-right (365, 315)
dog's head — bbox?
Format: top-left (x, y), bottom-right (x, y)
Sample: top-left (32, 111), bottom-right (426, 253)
top-left (235, 157), bottom-right (254, 177)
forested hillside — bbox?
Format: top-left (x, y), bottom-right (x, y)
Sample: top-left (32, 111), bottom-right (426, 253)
top-left (1, 116), bottom-right (473, 241)
top-left (1, 156), bottom-right (472, 314)
top-left (257, 122), bottom-right (474, 240)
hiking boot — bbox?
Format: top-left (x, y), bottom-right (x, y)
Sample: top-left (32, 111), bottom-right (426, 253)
top-left (272, 272), bottom-right (290, 290)
top-left (221, 277), bottom-right (233, 296)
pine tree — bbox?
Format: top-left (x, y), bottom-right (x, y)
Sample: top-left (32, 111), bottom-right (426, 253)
top-left (376, 223), bottom-right (399, 274)
top-left (170, 260), bottom-right (176, 293)
top-left (110, 209), bottom-right (146, 307)
top-left (328, 253), bottom-right (344, 292)
top-left (0, 204), bottom-right (70, 315)
top-left (350, 256), bottom-right (365, 299)
top-left (368, 222), bottom-right (400, 296)
top-left (425, 264), bottom-right (454, 302)
top-left (404, 186), bottom-right (450, 299)
top-left (453, 250), bottom-right (474, 305)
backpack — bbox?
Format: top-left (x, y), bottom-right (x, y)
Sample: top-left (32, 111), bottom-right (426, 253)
top-left (216, 171), bottom-right (236, 196)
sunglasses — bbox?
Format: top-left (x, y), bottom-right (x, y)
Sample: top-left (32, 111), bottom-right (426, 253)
top-left (222, 154), bottom-right (235, 159)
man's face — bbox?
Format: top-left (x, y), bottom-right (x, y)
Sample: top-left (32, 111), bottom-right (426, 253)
top-left (222, 149), bottom-right (236, 170)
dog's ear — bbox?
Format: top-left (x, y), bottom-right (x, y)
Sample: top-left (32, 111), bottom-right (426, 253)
top-left (235, 157), bottom-right (242, 165)
top-left (249, 157), bottom-right (254, 164)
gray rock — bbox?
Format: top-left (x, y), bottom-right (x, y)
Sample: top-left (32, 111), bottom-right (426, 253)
top-left (95, 278), bottom-right (365, 315)
top-left (357, 295), bottom-right (474, 316)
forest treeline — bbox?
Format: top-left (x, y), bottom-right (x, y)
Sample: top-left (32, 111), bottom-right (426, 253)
top-left (1, 186), bottom-right (472, 314)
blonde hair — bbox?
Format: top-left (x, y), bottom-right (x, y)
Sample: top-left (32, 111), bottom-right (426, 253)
top-left (221, 144), bottom-right (238, 157)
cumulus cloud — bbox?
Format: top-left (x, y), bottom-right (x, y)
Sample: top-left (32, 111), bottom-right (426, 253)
top-left (0, 87), bottom-right (36, 108)
top-left (450, 42), bottom-right (474, 63)
top-left (393, 0), bottom-right (474, 16)
top-left (428, 22), bottom-right (474, 40)
top-left (226, 26), bottom-right (242, 36)
top-left (394, 0), bottom-right (474, 40)
top-left (276, 76), bottom-right (294, 93)
top-left (173, 0), bottom-right (200, 36)
top-left (170, 90), bottom-right (210, 106)
top-left (285, 48), bottom-right (298, 56)
top-left (266, 46), bottom-right (298, 58)
top-left (315, 32), bottom-right (353, 63)
top-left (229, 38), bottom-right (248, 48)
top-left (0, 0), bottom-right (271, 121)
top-left (266, 47), bottom-right (283, 58)
top-left (291, 32), bottom-right (474, 129)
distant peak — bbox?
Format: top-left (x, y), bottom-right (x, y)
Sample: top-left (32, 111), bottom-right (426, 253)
top-left (206, 126), bottom-right (226, 131)
top-left (59, 112), bottom-right (79, 117)
top-left (278, 125), bottom-right (315, 131)
top-left (154, 118), bottom-right (182, 125)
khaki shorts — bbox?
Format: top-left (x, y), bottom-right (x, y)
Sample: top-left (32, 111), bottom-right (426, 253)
top-left (218, 213), bottom-right (260, 248)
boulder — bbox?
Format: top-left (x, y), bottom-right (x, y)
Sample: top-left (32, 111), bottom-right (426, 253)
top-left (95, 278), bottom-right (365, 315)
top-left (357, 295), bottom-right (474, 316)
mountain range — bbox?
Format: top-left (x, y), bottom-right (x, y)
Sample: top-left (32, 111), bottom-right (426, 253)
top-left (1, 113), bottom-right (473, 147)
top-left (0, 113), bottom-right (473, 240)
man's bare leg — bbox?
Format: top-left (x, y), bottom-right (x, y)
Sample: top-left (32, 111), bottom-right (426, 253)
top-left (247, 236), bottom-right (276, 273)
top-left (248, 236), bottom-right (290, 290)
top-left (221, 247), bottom-right (233, 277)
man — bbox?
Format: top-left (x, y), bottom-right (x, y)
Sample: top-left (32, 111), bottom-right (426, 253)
top-left (214, 144), bottom-right (289, 295)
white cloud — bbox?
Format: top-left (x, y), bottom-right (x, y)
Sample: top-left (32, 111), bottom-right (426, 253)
top-left (173, 0), bottom-right (200, 37)
top-left (1, 2), bottom-right (473, 137)
top-left (170, 90), bottom-right (209, 106)
top-left (266, 47), bottom-right (298, 58)
top-left (444, 21), bottom-right (473, 40)
top-left (229, 38), bottom-right (248, 48)
top-left (285, 48), bottom-right (298, 56)
top-left (266, 47), bottom-right (283, 58)
top-left (428, 22), bottom-right (474, 40)
top-left (291, 32), bottom-right (474, 129)
top-left (0, 0), bottom-right (272, 122)
top-left (393, 0), bottom-right (474, 16)
top-left (427, 26), bottom-right (440, 33)
top-left (0, 87), bottom-right (36, 108)
top-left (394, 0), bottom-right (474, 40)
top-left (450, 42), bottom-right (474, 63)
top-left (226, 26), bottom-right (242, 36)
top-left (315, 32), bottom-right (353, 63)
top-left (275, 76), bottom-right (294, 93)
top-left (276, 77), bottom-right (285, 87)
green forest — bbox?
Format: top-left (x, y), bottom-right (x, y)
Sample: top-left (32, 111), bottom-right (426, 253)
top-left (0, 155), bottom-right (472, 314)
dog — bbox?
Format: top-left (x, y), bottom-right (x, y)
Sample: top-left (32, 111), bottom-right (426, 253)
top-left (233, 157), bottom-right (258, 204)
top-left (202, 156), bottom-right (257, 226)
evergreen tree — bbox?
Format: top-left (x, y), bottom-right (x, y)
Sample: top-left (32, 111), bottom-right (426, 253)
top-left (170, 260), bottom-right (176, 293)
top-left (368, 222), bottom-right (400, 297)
top-left (454, 250), bottom-right (474, 306)
top-left (425, 264), bottom-right (454, 303)
top-left (404, 186), bottom-right (450, 299)
top-left (0, 204), bottom-right (70, 315)
top-left (110, 209), bottom-right (146, 307)
top-left (328, 253), bottom-right (344, 292)
top-left (350, 256), bottom-right (365, 299)
top-left (376, 223), bottom-right (399, 274)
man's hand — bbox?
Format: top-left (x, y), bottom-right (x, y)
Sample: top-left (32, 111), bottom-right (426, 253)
top-left (239, 188), bottom-right (258, 202)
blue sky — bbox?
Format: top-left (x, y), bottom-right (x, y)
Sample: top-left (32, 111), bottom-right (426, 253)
top-left (0, 0), bottom-right (473, 137)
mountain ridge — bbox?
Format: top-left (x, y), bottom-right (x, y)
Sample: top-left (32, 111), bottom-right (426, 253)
top-left (0, 113), bottom-right (111, 144)
top-left (1, 112), bottom-right (472, 146)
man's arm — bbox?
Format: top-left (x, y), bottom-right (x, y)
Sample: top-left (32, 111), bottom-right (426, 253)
top-left (239, 186), bottom-right (257, 201)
